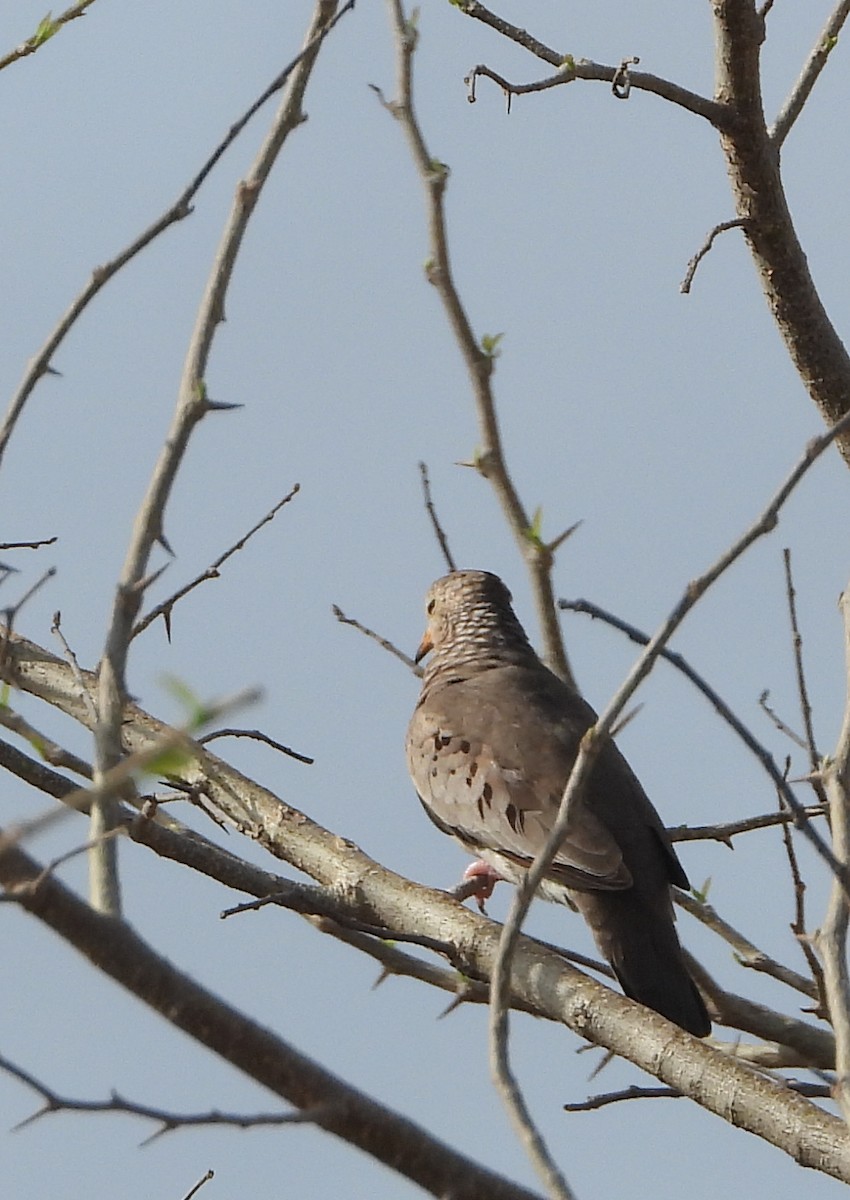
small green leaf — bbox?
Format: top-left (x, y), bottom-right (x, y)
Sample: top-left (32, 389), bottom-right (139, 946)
top-left (147, 747), bottom-right (193, 778)
top-left (29, 733), bottom-right (48, 760)
top-left (32, 12), bottom-right (60, 47)
top-left (160, 674), bottom-right (210, 731)
top-left (480, 332), bottom-right (504, 359)
top-left (559, 54), bottom-right (576, 72)
top-left (692, 877), bottom-right (712, 903)
top-left (524, 506), bottom-right (545, 548)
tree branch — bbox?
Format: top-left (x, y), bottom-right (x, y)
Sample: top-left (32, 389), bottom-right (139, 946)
top-left (0, 835), bottom-right (545, 1200)
top-left (3, 628), bottom-right (850, 1179)
top-left (455, 2), bottom-right (731, 126)
top-left (378, 0), bottom-right (574, 695)
top-left (714, 0), bottom-right (850, 462)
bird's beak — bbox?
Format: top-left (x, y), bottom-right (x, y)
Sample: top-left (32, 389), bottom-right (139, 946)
top-left (414, 629), bottom-right (433, 663)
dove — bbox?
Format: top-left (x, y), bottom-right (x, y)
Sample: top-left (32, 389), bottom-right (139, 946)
top-left (405, 569), bottom-right (709, 1036)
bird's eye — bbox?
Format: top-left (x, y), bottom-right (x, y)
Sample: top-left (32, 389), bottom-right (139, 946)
top-left (427, 599), bottom-right (436, 615)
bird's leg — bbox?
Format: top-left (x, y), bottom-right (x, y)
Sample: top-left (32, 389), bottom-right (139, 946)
top-left (449, 860), bottom-right (505, 912)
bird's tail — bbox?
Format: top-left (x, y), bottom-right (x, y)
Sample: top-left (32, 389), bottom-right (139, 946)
top-left (571, 890), bottom-right (710, 1036)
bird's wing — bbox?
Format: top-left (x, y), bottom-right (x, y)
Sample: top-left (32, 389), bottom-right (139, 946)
top-left (406, 674), bottom-right (632, 891)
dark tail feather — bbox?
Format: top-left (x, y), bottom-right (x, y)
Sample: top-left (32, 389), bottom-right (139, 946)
top-left (573, 891), bottom-right (710, 1037)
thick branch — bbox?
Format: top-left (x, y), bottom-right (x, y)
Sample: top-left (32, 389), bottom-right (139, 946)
top-left (3, 629), bottom-right (850, 1181)
top-left (714, 1), bottom-right (850, 462)
top-left (0, 837), bottom-right (544, 1200)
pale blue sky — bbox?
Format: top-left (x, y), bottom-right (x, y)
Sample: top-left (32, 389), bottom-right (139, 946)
top-left (3, 2), bottom-right (850, 1197)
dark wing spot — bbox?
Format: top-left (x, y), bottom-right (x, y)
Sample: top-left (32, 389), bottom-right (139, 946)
top-left (459, 740), bottom-right (471, 754)
top-left (468, 760), bottom-right (478, 778)
top-left (505, 804), bottom-right (525, 834)
top-left (439, 735), bottom-right (452, 748)
top-left (482, 782), bottom-right (493, 802)
top-left (477, 795), bottom-right (485, 820)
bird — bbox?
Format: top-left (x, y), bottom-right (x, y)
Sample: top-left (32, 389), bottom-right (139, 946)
top-left (405, 569), bottom-right (710, 1036)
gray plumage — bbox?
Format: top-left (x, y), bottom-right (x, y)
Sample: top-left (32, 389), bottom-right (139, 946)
top-left (405, 569), bottom-right (709, 1036)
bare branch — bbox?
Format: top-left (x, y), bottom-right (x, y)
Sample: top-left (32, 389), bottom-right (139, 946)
top-left (0, 834), bottom-right (547, 1200)
top-left (674, 888), bottom-right (819, 1001)
top-left (418, 462), bottom-right (456, 571)
top-left (1, 1053), bottom-right (329, 1143)
top-left (770, 2), bottom-right (850, 147)
top-left (181, 1172), bottom-right (215, 1200)
top-left (559, 594), bottom-right (840, 871)
top-left (668, 804), bottom-right (827, 846)
top-left (714, 0), bottom-right (850, 464)
top-left (0, 711), bottom-right (93, 780)
top-left (0, 568), bottom-right (56, 643)
top-left (4, 629), bottom-right (850, 1179)
top-left (378, 0), bottom-right (574, 694)
top-left (815, 583), bottom-right (850, 1123)
top-left (332, 604), bottom-right (421, 674)
top-left (133, 485), bottom-right (301, 640)
top-left (455, 2), bottom-right (731, 126)
top-left (0, 1), bottom-right (99, 73)
top-left (783, 548), bottom-right (827, 792)
top-left (684, 953), bottom-right (835, 1068)
top-left (0, 5), bottom-right (356, 469)
top-left (680, 219), bottom-right (748, 293)
top-left (488, 411), bottom-right (850, 1191)
top-left (198, 727), bottom-right (313, 765)
top-left (563, 1078), bottom-right (829, 1113)
top-left (91, 3), bottom-right (344, 917)
top-left (0, 537), bottom-right (57, 551)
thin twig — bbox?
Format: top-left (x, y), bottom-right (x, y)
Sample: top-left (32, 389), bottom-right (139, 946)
top-left (781, 547), bottom-right (829, 1000)
top-left (133, 485), bottom-right (301, 639)
top-left (563, 1078), bottom-right (829, 1113)
top-left (778, 788), bottom-right (827, 1009)
top-left (559, 594), bottom-right (841, 872)
top-left (0, 712), bottom-right (93, 780)
top-left (51, 612), bottom-right (98, 725)
top-left (181, 1172), bottom-right (215, 1200)
top-left (0, 4), bottom-right (356, 468)
top-left (0, 567), bottom-right (56, 635)
top-left (770, 1), bottom-right (850, 147)
top-left (1, 1052), bottom-right (327, 1143)
top-left (418, 462), bottom-right (456, 571)
top-left (332, 605), bottom-right (421, 674)
top-left (783, 548), bottom-right (827, 794)
top-left (674, 889), bottom-right (819, 1001)
top-left (379, 0), bottom-right (574, 694)
top-left (0, 1), bottom-right (98, 73)
top-left (759, 690), bottom-right (807, 748)
top-left (668, 804), bottom-right (827, 846)
top-left (465, 65), bottom-right (572, 113)
top-left (198, 727), bottom-right (313, 765)
top-left (0, 537), bottom-right (57, 551)
top-left (680, 219), bottom-right (748, 293)
top-left (815, 583), bottom-right (850, 1124)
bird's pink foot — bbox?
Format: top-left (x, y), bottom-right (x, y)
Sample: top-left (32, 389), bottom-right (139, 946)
top-left (450, 860), bottom-right (505, 912)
